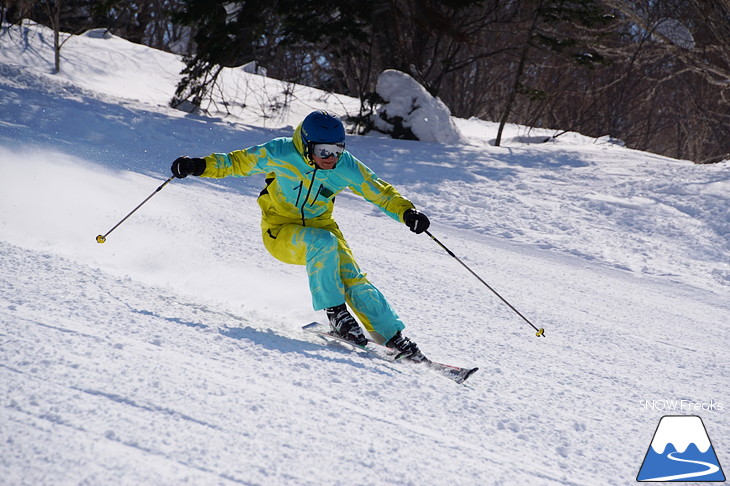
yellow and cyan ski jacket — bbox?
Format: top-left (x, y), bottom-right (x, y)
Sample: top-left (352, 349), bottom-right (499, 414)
top-left (200, 122), bottom-right (415, 232)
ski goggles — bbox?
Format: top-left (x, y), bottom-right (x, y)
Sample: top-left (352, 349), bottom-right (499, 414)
top-left (312, 142), bottom-right (345, 159)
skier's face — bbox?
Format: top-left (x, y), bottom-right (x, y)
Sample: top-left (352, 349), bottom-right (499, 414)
top-left (311, 143), bottom-right (344, 170)
top-left (313, 154), bottom-right (338, 170)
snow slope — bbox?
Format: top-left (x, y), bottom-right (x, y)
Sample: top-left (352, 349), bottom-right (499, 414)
top-left (1, 21), bottom-right (728, 486)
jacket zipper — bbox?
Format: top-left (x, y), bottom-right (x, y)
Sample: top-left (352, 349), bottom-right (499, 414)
top-left (300, 168), bottom-right (318, 226)
top-left (294, 181), bottom-right (303, 206)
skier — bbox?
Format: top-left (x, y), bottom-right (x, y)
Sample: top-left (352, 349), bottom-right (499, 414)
top-left (171, 110), bottom-right (431, 361)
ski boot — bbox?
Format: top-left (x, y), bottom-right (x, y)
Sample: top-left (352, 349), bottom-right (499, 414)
top-left (325, 304), bottom-right (368, 346)
top-left (386, 331), bottom-right (428, 363)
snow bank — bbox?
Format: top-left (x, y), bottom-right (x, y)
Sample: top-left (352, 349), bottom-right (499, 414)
top-left (373, 69), bottom-right (462, 144)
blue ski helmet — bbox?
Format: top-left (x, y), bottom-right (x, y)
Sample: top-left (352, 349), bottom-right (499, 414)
top-left (301, 110), bottom-right (345, 162)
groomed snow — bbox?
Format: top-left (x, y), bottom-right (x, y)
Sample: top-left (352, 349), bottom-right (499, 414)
top-left (1, 21), bottom-right (728, 486)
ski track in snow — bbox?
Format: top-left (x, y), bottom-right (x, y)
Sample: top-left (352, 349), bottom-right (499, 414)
top-left (1, 20), bottom-right (729, 486)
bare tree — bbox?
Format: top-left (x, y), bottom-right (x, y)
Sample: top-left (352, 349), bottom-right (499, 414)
top-left (41, 0), bottom-right (62, 72)
top-left (495, 0), bottom-right (543, 147)
top-left (11, 0), bottom-right (95, 73)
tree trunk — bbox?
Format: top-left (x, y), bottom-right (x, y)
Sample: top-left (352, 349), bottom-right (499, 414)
top-left (53, 6), bottom-right (60, 73)
top-left (42, 0), bottom-right (62, 73)
top-left (495, 1), bottom-right (542, 146)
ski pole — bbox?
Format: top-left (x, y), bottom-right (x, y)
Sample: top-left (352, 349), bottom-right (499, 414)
top-left (425, 230), bottom-right (545, 337)
top-left (96, 175), bottom-right (174, 243)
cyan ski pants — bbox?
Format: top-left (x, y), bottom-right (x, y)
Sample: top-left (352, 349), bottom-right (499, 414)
top-left (262, 222), bottom-right (404, 343)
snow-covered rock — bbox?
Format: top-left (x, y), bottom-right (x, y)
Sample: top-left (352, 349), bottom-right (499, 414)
top-left (373, 69), bottom-right (461, 144)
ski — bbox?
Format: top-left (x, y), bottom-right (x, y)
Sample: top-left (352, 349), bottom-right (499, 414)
top-left (425, 360), bottom-right (479, 384)
top-left (302, 322), bottom-right (401, 363)
top-left (302, 322), bottom-right (478, 384)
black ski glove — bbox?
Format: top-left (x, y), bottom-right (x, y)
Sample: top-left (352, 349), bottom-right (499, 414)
top-left (171, 156), bottom-right (206, 178)
top-left (403, 208), bottom-right (430, 234)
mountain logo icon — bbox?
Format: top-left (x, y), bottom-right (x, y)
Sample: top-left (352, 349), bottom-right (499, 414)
top-left (637, 415), bottom-right (726, 482)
